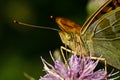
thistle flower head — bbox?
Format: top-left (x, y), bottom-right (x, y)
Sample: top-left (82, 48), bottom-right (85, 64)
top-left (39, 53), bottom-right (119, 80)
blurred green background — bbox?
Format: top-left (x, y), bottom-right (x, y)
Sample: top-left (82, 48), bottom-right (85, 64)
top-left (0, 0), bottom-right (119, 80)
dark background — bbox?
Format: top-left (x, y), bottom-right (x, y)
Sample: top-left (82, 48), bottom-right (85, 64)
top-left (0, 0), bottom-right (119, 80)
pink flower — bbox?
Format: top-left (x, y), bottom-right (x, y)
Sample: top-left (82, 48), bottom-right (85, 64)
top-left (39, 53), bottom-right (119, 80)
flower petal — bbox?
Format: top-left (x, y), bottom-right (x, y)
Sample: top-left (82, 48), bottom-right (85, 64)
top-left (69, 55), bottom-right (82, 77)
top-left (54, 59), bottom-right (69, 78)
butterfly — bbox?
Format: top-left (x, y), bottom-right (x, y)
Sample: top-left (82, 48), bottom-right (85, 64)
top-left (56, 0), bottom-right (120, 70)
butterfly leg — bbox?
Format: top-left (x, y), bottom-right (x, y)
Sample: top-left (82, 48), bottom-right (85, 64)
top-left (60, 46), bottom-right (76, 54)
top-left (60, 46), bottom-right (69, 67)
top-left (91, 57), bottom-right (107, 80)
top-left (60, 46), bottom-right (77, 67)
top-left (91, 56), bottom-right (107, 73)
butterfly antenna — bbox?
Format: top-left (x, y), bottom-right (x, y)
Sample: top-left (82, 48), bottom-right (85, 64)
top-left (14, 20), bottom-right (60, 32)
